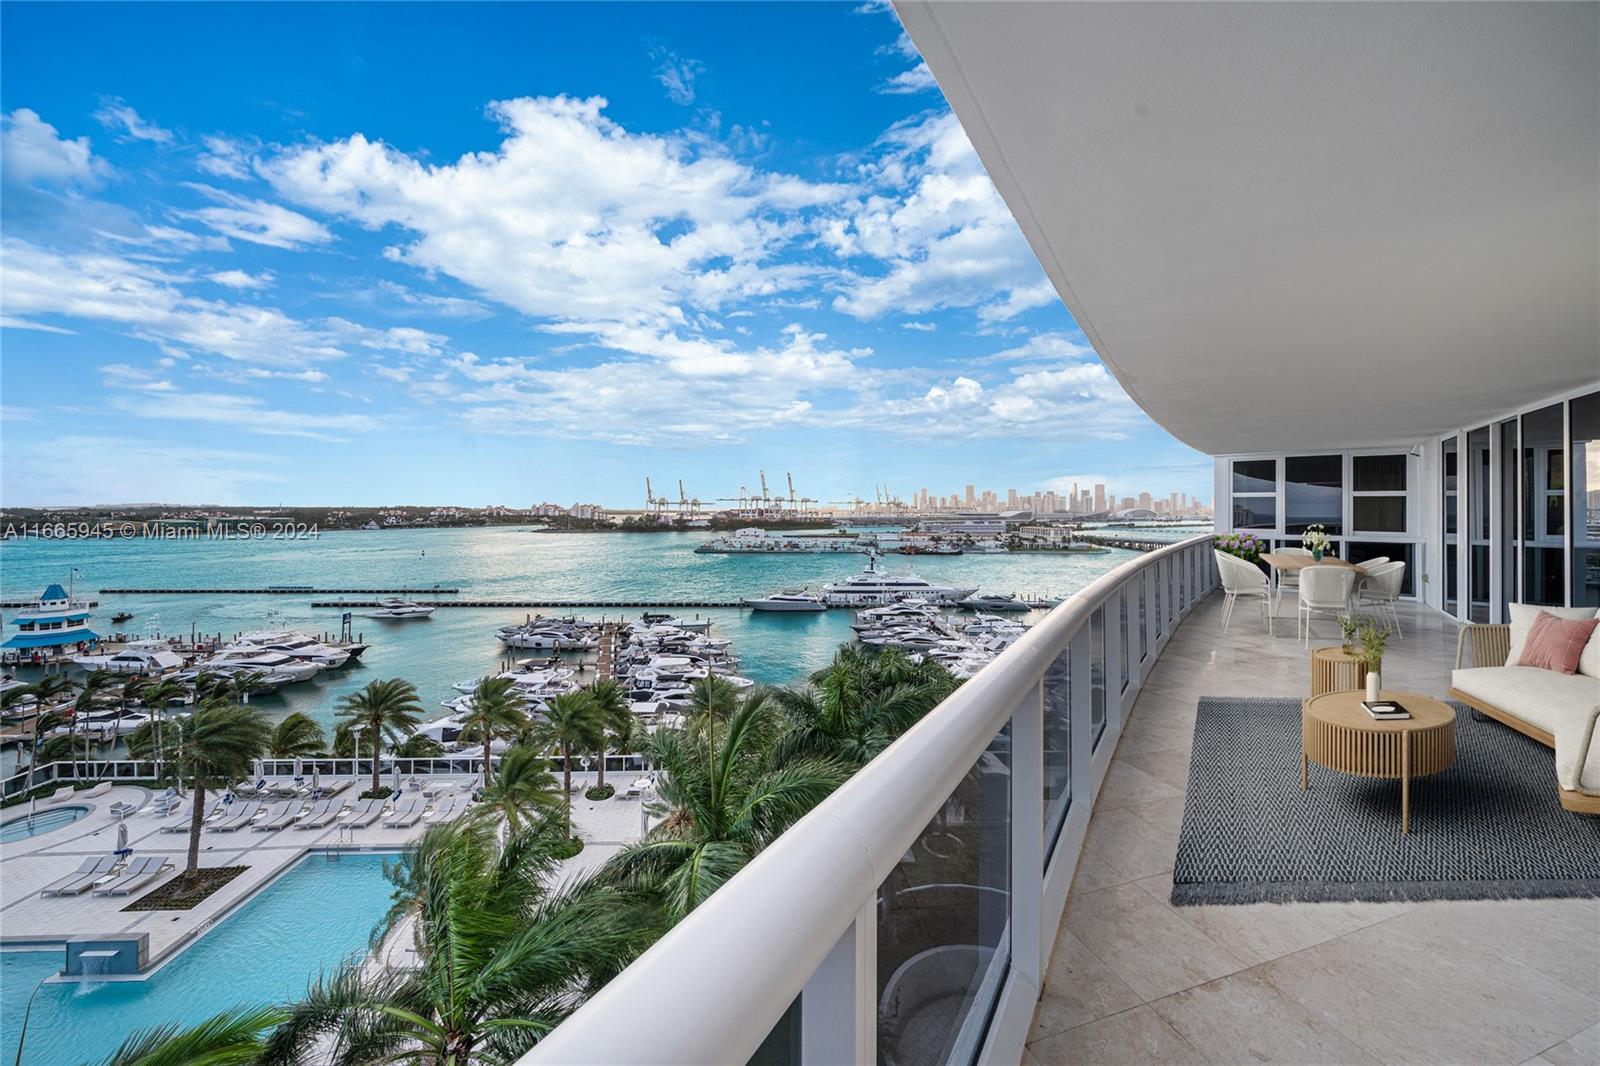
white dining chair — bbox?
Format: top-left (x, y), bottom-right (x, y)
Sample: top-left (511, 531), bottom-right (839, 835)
top-left (1273, 546), bottom-right (1312, 613)
top-left (1351, 555), bottom-right (1390, 599)
top-left (1356, 560), bottom-right (1406, 635)
top-left (1298, 566), bottom-right (1357, 647)
top-left (1215, 550), bottom-right (1273, 636)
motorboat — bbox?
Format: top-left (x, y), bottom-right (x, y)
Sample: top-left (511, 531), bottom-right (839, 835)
top-left (367, 598), bottom-right (435, 619)
top-left (821, 556), bottom-right (977, 606)
top-left (195, 649), bottom-right (323, 683)
top-left (956, 593), bottom-right (1031, 613)
top-left (73, 640), bottom-right (186, 675)
top-left (229, 631), bottom-right (351, 669)
top-left (639, 612), bottom-right (712, 633)
top-left (174, 667), bottom-right (294, 695)
top-left (746, 590), bottom-right (828, 612)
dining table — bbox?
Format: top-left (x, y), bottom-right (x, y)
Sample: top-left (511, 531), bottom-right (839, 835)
top-left (1258, 553), bottom-right (1369, 612)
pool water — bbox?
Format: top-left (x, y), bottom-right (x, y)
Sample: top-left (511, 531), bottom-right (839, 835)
top-left (1, 851), bottom-right (397, 1066)
top-left (0, 806), bottom-right (88, 843)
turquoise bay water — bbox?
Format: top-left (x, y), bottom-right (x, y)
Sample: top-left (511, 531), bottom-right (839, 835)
top-left (0, 527), bottom-right (1139, 741)
top-left (1, 851), bottom-right (395, 1066)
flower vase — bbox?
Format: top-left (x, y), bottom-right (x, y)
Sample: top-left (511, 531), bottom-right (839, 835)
top-left (1312, 548), bottom-right (1324, 561)
top-left (1365, 670), bottom-right (1381, 702)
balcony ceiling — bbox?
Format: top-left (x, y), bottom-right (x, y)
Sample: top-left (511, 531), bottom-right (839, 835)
top-left (897, 2), bottom-right (1599, 453)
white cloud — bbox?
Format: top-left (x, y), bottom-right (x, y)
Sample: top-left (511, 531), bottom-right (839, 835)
top-left (651, 47), bottom-right (705, 106)
top-left (900, 320), bottom-right (936, 332)
top-left (196, 134), bottom-right (256, 179)
top-left (972, 330), bottom-right (1092, 365)
top-left (180, 185), bottom-right (333, 248)
top-left (263, 96), bottom-right (851, 348)
top-left (92, 98), bottom-right (174, 144)
top-left (877, 63), bottom-right (937, 95)
top-left (0, 238), bottom-right (416, 368)
top-left (208, 269), bottom-right (274, 290)
top-left (1, 109), bottom-right (107, 186)
top-left (827, 112), bottom-right (1049, 323)
top-left (99, 363), bottom-right (375, 439)
top-left (1, 315), bottom-right (77, 335)
top-left (375, 280), bottom-right (488, 319)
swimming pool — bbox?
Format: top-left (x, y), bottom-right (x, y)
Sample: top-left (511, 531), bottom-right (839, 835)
top-left (1, 851), bottom-right (397, 1066)
top-left (0, 806), bottom-right (88, 844)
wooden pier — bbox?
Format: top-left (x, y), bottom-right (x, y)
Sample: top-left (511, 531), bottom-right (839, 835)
top-left (99, 587), bottom-right (460, 596)
top-left (310, 598), bottom-right (746, 609)
top-left (1, 599), bottom-right (99, 609)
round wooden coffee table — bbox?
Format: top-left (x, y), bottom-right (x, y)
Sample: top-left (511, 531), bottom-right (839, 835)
top-left (1301, 690), bottom-right (1456, 834)
top-left (1308, 646), bottom-right (1369, 698)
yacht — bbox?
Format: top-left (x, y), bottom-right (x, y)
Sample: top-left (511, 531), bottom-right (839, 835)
top-left (196, 649), bottom-right (323, 683)
top-left (956, 593), bottom-right (1031, 613)
top-left (746, 590), bottom-right (828, 612)
top-left (820, 556), bottom-right (977, 606)
top-left (638, 612), bottom-right (712, 633)
top-left (230, 631), bottom-right (352, 669)
top-left (366, 598), bottom-right (435, 619)
top-left (72, 640), bottom-right (186, 675)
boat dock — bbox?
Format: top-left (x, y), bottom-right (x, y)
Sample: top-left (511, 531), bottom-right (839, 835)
top-left (99, 587), bottom-right (460, 595)
top-left (311, 598), bottom-right (748, 609)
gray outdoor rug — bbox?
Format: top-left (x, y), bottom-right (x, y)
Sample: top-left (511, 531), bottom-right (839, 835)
top-left (1171, 696), bottom-right (1600, 905)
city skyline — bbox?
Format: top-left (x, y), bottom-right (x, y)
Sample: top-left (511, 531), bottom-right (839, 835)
top-left (0, 2), bottom-right (1211, 507)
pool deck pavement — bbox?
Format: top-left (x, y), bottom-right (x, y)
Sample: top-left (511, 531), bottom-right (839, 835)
top-left (0, 774), bottom-right (650, 973)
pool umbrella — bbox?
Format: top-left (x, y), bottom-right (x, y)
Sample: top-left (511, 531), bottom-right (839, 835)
top-left (252, 758), bottom-right (263, 783)
top-left (311, 765), bottom-right (321, 796)
top-left (115, 819), bottom-right (130, 857)
top-left (391, 759), bottom-right (400, 793)
top-left (292, 756), bottom-right (303, 781)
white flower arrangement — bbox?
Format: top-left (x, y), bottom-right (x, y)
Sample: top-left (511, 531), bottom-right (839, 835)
top-left (1302, 523), bottom-right (1331, 554)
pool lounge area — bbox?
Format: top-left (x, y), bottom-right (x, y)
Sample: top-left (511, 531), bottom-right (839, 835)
top-left (0, 776), bottom-right (647, 1064)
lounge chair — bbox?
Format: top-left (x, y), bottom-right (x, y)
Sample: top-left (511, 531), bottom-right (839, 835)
top-left (253, 800), bottom-right (301, 831)
top-left (343, 798), bottom-right (385, 828)
top-left (147, 789), bottom-right (181, 817)
top-left (109, 799), bottom-right (144, 818)
top-left (159, 798), bottom-right (208, 832)
top-left (271, 779), bottom-right (310, 798)
top-left (232, 779), bottom-right (268, 799)
top-left (311, 777), bottom-right (352, 800)
top-left (421, 780), bottom-right (456, 799)
top-left (206, 800), bottom-right (261, 832)
top-left (43, 785), bottom-right (77, 805)
top-left (92, 855), bottom-right (172, 896)
top-left (39, 855), bottom-right (120, 897)
top-left (294, 799), bottom-right (339, 830)
top-left (384, 795), bottom-right (426, 828)
top-left (427, 794), bottom-right (461, 822)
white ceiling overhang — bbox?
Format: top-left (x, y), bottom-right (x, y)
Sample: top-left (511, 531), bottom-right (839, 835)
top-left (897, 1), bottom-right (1599, 453)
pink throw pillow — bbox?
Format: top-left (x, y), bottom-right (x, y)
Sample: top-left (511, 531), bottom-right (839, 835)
top-left (1518, 611), bottom-right (1600, 674)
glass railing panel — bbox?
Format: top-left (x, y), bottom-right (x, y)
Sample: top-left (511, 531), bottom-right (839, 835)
top-left (1139, 577), bottom-right (1149, 661)
top-left (747, 994), bottom-right (801, 1066)
top-left (1155, 563), bottom-right (1165, 637)
top-left (1089, 606), bottom-right (1107, 749)
top-left (1043, 644), bottom-right (1071, 850)
top-left (1118, 587), bottom-right (1131, 693)
top-left (877, 722), bottom-right (1012, 1066)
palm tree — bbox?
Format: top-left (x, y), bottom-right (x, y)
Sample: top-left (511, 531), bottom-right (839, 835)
top-left (770, 645), bottom-right (956, 768)
top-left (163, 702), bottom-right (271, 889)
top-left (103, 1005), bottom-right (284, 1066)
top-left (392, 734), bottom-right (445, 758)
top-left (456, 676), bottom-right (528, 788)
top-left (335, 678), bottom-right (425, 795)
top-left (685, 674), bottom-right (739, 740)
top-left (474, 744), bottom-right (560, 832)
top-left (585, 678), bottom-right (631, 794)
top-left (267, 712), bottom-right (326, 758)
top-left (258, 820), bottom-right (660, 1065)
top-left (536, 692), bottom-right (603, 839)
top-left (131, 676), bottom-right (188, 764)
top-left (604, 690), bottom-right (847, 921)
top-left (7, 674), bottom-right (70, 772)
top-left (72, 671), bottom-right (118, 768)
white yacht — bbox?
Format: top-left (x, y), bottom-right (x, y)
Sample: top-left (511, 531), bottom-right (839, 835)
top-left (638, 612), bottom-right (712, 633)
top-left (72, 639), bottom-right (186, 675)
top-left (367, 598), bottom-right (435, 619)
top-left (820, 556), bottom-right (978, 606)
top-left (746, 590), bottom-right (828, 612)
top-left (196, 649), bottom-right (323, 683)
top-left (229, 631), bottom-right (351, 669)
top-left (956, 593), bottom-right (1031, 613)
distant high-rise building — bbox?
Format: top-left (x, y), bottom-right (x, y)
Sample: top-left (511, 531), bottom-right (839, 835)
top-left (1007, 487), bottom-right (1019, 509)
top-left (964, 484), bottom-right (976, 507)
top-left (1093, 483), bottom-right (1106, 512)
top-left (1138, 491), bottom-right (1153, 510)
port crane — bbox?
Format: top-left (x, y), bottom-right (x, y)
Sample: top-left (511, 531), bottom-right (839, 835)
top-left (644, 478), bottom-right (671, 516)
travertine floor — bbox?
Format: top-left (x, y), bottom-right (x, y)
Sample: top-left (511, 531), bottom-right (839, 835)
top-left (1028, 595), bottom-right (1600, 1065)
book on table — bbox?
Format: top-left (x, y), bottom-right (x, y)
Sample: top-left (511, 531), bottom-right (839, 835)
top-left (1362, 700), bottom-right (1411, 720)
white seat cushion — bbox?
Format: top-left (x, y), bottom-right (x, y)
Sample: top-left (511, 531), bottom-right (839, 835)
top-left (1451, 666), bottom-right (1600, 793)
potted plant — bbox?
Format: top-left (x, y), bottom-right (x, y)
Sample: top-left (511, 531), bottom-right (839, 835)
top-left (1302, 523), bottom-right (1331, 561)
top-left (1337, 613), bottom-right (1359, 655)
top-left (1356, 616), bottom-right (1391, 700)
top-left (1215, 531), bottom-right (1265, 565)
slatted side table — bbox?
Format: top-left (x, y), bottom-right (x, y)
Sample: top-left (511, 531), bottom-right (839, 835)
top-left (1309, 645), bottom-right (1368, 698)
top-left (1301, 690), bottom-right (1456, 834)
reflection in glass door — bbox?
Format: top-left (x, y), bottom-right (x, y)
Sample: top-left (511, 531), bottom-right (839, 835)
top-left (1467, 426), bottom-right (1492, 621)
top-left (1572, 391), bottom-right (1600, 607)
top-left (1499, 418), bottom-right (1519, 617)
top-left (1522, 404), bottom-right (1565, 605)
top-left (1442, 436), bottom-right (1459, 614)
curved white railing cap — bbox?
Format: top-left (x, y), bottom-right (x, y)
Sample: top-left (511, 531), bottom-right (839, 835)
top-left (525, 534), bottom-right (1214, 1065)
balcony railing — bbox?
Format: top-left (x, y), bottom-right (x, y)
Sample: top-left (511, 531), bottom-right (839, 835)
top-left (525, 533), bottom-right (1217, 1065)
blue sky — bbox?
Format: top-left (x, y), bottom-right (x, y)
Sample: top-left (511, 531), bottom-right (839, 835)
top-left (0, 1), bottom-right (1210, 509)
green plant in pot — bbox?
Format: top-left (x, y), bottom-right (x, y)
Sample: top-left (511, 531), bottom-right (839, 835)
top-left (1356, 616), bottom-right (1392, 701)
top-left (1302, 523), bottom-right (1331, 562)
top-left (1336, 613), bottom-right (1360, 655)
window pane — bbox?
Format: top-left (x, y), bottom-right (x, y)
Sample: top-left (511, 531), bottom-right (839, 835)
top-left (1138, 582), bottom-right (1148, 661)
top-left (1285, 454), bottom-right (1343, 535)
top-left (1090, 607), bottom-right (1106, 749)
top-left (747, 996), bottom-right (801, 1066)
top-left (1500, 418), bottom-right (1519, 614)
top-left (1522, 403), bottom-right (1565, 605)
top-left (1468, 426), bottom-right (1491, 622)
top-left (1443, 436), bottom-right (1459, 613)
top-left (1233, 496), bottom-right (1276, 530)
top-left (1346, 542), bottom-right (1416, 597)
top-left (1353, 496), bottom-right (1406, 532)
top-left (878, 723), bottom-right (1011, 1066)
top-left (1573, 392), bottom-right (1600, 607)
top-left (1232, 459), bottom-right (1275, 495)
top-left (1353, 454), bottom-right (1407, 493)
top-left (1119, 589), bottom-right (1131, 691)
top-left (1043, 645), bottom-right (1071, 848)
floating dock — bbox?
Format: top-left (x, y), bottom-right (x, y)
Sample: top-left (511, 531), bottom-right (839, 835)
top-left (99, 587), bottom-right (460, 596)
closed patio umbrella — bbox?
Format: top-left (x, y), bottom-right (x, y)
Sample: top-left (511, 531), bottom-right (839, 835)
top-left (115, 819), bottom-right (129, 856)
top-left (390, 759), bottom-right (400, 793)
top-left (292, 756), bottom-right (303, 781)
top-left (311, 765), bottom-right (321, 796)
top-left (252, 758), bottom-right (263, 783)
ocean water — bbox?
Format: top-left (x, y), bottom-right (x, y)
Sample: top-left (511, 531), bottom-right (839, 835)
top-left (0, 851), bottom-right (395, 1066)
top-left (0, 526), bottom-right (1144, 741)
